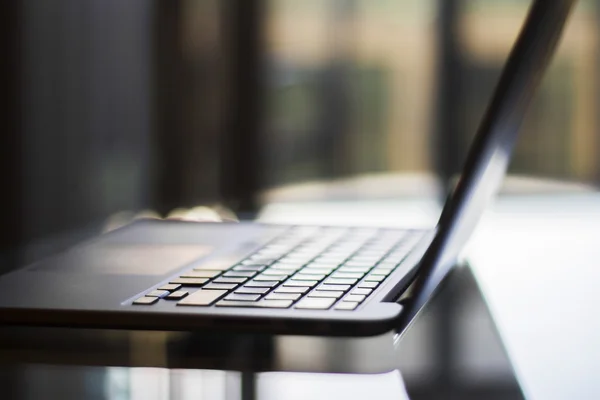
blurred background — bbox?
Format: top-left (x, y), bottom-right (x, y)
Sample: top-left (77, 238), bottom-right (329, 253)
top-left (2, 0), bottom-right (598, 259)
top-left (0, 0), bottom-right (597, 399)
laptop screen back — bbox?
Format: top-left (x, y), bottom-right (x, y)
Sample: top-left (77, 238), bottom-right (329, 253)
top-left (402, 0), bottom-right (577, 326)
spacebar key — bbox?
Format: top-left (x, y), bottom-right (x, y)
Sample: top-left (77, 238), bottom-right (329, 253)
top-left (177, 290), bottom-right (228, 306)
top-left (216, 300), bottom-right (292, 308)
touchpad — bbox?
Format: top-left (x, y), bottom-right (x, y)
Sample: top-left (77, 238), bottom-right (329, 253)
top-left (26, 220), bottom-right (286, 277)
top-left (29, 243), bottom-right (214, 276)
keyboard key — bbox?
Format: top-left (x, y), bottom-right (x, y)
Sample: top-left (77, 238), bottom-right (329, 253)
top-left (314, 257), bottom-right (346, 264)
top-left (182, 270), bottom-right (221, 279)
top-left (223, 270), bottom-right (256, 278)
top-left (283, 280), bottom-right (319, 287)
top-left (355, 250), bottom-right (387, 257)
top-left (203, 283), bottom-right (238, 290)
top-left (177, 289), bottom-right (228, 306)
top-left (275, 286), bottom-right (310, 294)
top-left (245, 257), bottom-right (277, 265)
top-left (385, 255), bottom-right (407, 264)
top-left (235, 287), bottom-right (269, 295)
top-left (224, 293), bottom-right (261, 301)
top-left (261, 269), bottom-right (291, 277)
top-left (170, 278), bottom-right (208, 286)
top-left (213, 277), bottom-right (247, 284)
top-left (295, 297), bottom-right (336, 310)
top-left (371, 268), bottom-right (392, 275)
top-left (324, 278), bottom-right (358, 285)
top-left (351, 288), bottom-right (372, 296)
top-left (266, 293), bottom-right (301, 301)
top-left (344, 294), bottom-right (366, 303)
top-left (331, 272), bottom-right (364, 279)
top-left (216, 300), bottom-right (293, 308)
top-left (371, 268), bottom-right (393, 276)
top-left (165, 290), bottom-right (188, 300)
top-left (318, 284), bottom-right (351, 291)
top-left (269, 267), bottom-right (302, 275)
top-left (246, 253), bottom-right (278, 261)
top-left (292, 244), bottom-right (322, 251)
top-left (293, 274), bottom-right (326, 281)
top-left (271, 262), bottom-right (304, 269)
top-left (234, 265), bottom-right (266, 272)
top-left (338, 266), bottom-right (371, 273)
top-left (349, 256), bottom-right (381, 263)
top-left (146, 290), bottom-right (170, 298)
top-left (316, 253), bottom-right (348, 260)
top-left (364, 275), bottom-right (386, 282)
top-left (158, 284), bottom-right (182, 291)
top-left (343, 261), bottom-right (373, 268)
top-left (262, 242), bottom-right (294, 250)
top-left (307, 261), bottom-right (340, 268)
top-left (245, 280), bottom-right (280, 288)
top-left (302, 268), bottom-right (334, 275)
top-left (358, 281), bottom-right (379, 289)
top-left (323, 248), bottom-right (356, 256)
top-left (311, 253), bottom-right (337, 262)
top-left (285, 248), bottom-right (315, 256)
top-left (363, 244), bottom-right (394, 252)
top-left (133, 296), bottom-right (158, 305)
top-left (329, 243), bottom-right (362, 250)
top-left (291, 249), bottom-right (320, 257)
top-left (281, 255), bottom-right (312, 263)
top-left (308, 291), bottom-right (344, 299)
top-left (335, 302), bottom-right (359, 311)
top-left (254, 275), bottom-right (288, 282)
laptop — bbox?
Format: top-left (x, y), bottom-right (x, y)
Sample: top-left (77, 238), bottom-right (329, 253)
top-left (0, 0), bottom-right (574, 337)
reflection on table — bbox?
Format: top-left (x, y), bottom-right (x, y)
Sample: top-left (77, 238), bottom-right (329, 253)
top-left (0, 265), bottom-right (522, 400)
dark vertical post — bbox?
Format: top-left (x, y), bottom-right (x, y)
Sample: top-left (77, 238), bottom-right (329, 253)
top-left (220, 0), bottom-right (265, 217)
top-left (153, 0), bottom-right (184, 215)
top-left (240, 371), bottom-right (257, 400)
top-left (431, 0), bottom-right (464, 389)
top-left (0, 1), bottom-right (23, 274)
top-left (433, 0), bottom-right (465, 193)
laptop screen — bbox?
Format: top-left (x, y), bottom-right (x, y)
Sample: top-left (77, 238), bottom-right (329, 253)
top-left (402, 0), bottom-right (577, 327)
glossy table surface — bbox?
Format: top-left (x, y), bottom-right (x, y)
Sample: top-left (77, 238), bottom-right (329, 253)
top-left (467, 193), bottom-right (600, 400)
top-left (0, 265), bottom-right (522, 400)
top-left (260, 182), bottom-right (600, 400)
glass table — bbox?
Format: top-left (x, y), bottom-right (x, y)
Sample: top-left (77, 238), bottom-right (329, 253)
top-left (257, 177), bottom-right (600, 399)
top-left (0, 264), bottom-right (523, 400)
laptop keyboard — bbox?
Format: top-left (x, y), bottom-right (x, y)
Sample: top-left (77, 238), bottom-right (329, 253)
top-left (132, 226), bottom-right (422, 311)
